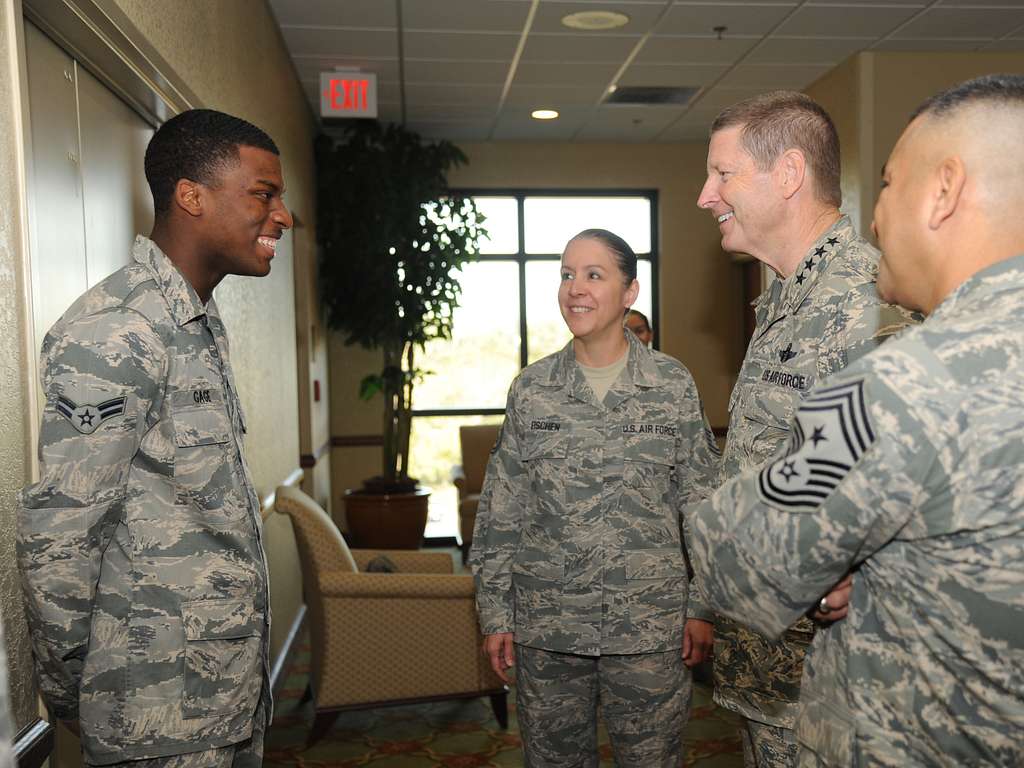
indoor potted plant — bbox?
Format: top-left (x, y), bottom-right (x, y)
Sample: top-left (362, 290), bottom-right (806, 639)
top-left (315, 120), bottom-right (486, 547)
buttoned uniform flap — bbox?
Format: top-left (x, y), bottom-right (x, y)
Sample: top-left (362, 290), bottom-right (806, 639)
top-left (623, 433), bottom-right (676, 467)
top-left (625, 548), bottom-right (686, 580)
top-left (522, 430), bottom-right (570, 460)
top-left (182, 597), bottom-right (263, 641)
top-left (171, 389), bottom-right (231, 447)
top-left (510, 549), bottom-right (565, 581)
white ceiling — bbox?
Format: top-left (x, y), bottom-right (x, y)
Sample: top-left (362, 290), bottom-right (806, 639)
top-left (268, 0), bottom-right (1024, 142)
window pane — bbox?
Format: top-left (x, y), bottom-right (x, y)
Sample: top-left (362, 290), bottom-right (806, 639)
top-left (524, 197), bottom-right (652, 254)
top-left (408, 414), bottom-right (504, 540)
top-left (414, 261), bottom-right (520, 410)
top-left (525, 261), bottom-right (571, 365)
top-left (473, 196), bottom-right (519, 254)
top-left (634, 259), bottom-right (653, 331)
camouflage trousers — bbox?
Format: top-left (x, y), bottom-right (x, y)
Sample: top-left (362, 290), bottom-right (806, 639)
top-left (740, 719), bottom-right (798, 768)
top-left (514, 644), bottom-right (691, 768)
top-left (85, 700), bottom-right (266, 768)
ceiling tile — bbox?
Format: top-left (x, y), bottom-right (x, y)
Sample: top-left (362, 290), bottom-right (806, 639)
top-left (658, 119), bottom-right (714, 141)
top-left (515, 59), bottom-right (621, 85)
top-left (269, 0), bottom-right (395, 28)
top-left (576, 105), bottom-right (682, 141)
top-left (719, 63), bottom-right (833, 88)
top-left (292, 57), bottom-right (399, 83)
top-left (872, 37), bottom-right (990, 50)
top-left (504, 83), bottom-right (607, 107)
top-left (492, 110), bottom-right (588, 140)
top-left (775, 5), bottom-right (921, 37)
top-left (937, 0), bottom-right (1024, 7)
top-left (405, 59), bottom-right (510, 84)
top-left (409, 121), bottom-right (494, 141)
top-left (693, 85), bottom-right (778, 110)
top-left (404, 82), bottom-right (505, 105)
top-left (637, 35), bottom-right (758, 63)
top-left (619, 62), bottom-right (729, 86)
top-left (522, 32), bottom-right (642, 61)
top-left (406, 103), bottom-right (498, 121)
top-left (657, 3), bottom-right (796, 37)
top-left (402, 0), bottom-right (532, 32)
top-left (895, 7), bottom-right (1024, 38)
top-left (404, 30), bottom-right (521, 59)
top-left (983, 37), bottom-right (1024, 50)
top-left (281, 26), bottom-right (398, 58)
top-left (531, 2), bottom-right (668, 34)
top-left (746, 36), bottom-right (874, 64)
top-left (806, 0), bottom-right (924, 5)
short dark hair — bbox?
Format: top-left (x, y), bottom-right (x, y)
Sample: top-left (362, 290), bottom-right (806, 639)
top-left (145, 108), bottom-right (279, 215)
top-left (711, 91), bottom-right (841, 208)
top-left (910, 73), bottom-right (1024, 122)
top-left (626, 309), bottom-right (650, 331)
top-left (568, 228), bottom-right (638, 284)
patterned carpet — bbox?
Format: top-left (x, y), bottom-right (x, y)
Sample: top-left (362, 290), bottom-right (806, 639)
top-left (265, 640), bottom-right (743, 767)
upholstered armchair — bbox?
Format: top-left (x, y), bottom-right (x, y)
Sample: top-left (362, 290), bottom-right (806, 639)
top-left (274, 485), bottom-right (508, 747)
top-left (452, 424), bottom-right (501, 564)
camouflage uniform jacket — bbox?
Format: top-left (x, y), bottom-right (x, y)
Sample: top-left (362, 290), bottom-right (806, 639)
top-left (716, 215), bottom-right (917, 727)
top-left (470, 332), bottom-right (720, 656)
top-left (688, 253), bottom-right (1024, 766)
top-left (17, 236), bottom-right (270, 765)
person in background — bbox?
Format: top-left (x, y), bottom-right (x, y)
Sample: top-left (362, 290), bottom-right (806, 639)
top-left (687, 73), bottom-right (1024, 767)
top-left (18, 109), bottom-right (292, 767)
top-left (625, 308), bottom-right (653, 347)
top-left (471, 229), bottom-right (720, 767)
top-left (695, 90), bottom-right (917, 767)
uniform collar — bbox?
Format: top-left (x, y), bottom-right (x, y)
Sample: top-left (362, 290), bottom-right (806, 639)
top-left (543, 330), bottom-right (663, 405)
top-left (132, 235), bottom-right (209, 327)
top-left (930, 252), bottom-right (1024, 321)
top-left (778, 214), bottom-right (854, 314)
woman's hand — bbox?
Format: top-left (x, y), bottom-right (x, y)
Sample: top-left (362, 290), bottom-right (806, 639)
top-left (682, 619), bottom-right (714, 667)
top-left (483, 632), bottom-right (515, 683)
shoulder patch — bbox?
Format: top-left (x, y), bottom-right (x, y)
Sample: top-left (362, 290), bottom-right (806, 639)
top-left (757, 379), bottom-right (875, 512)
top-left (55, 394), bottom-right (127, 435)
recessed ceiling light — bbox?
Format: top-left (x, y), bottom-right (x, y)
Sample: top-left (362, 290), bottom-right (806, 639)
top-left (531, 109), bottom-right (559, 120)
top-left (561, 10), bottom-right (630, 31)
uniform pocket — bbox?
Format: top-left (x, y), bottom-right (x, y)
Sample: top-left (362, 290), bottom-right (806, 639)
top-left (625, 548), bottom-right (686, 580)
top-left (181, 597), bottom-right (263, 719)
top-left (171, 390), bottom-right (231, 447)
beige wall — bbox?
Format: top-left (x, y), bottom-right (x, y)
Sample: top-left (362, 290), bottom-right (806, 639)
top-left (0, 0), bottom-right (39, 731)
top-left (2, 0), bottom-right (326, 749)
top-left (807, 50), bottom-right (1024, 239)
top-left (328, 141), bottom-right (747, 506)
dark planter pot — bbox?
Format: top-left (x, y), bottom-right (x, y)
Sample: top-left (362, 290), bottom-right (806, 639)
top-left (343, 487), bottom-right (431, 549)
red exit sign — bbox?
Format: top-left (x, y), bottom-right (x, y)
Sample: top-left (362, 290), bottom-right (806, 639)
top-left (320, 72), bottom-right (378, 118)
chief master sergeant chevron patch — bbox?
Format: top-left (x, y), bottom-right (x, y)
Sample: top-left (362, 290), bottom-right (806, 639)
top-left (757, 379), bottom-right (875, 512)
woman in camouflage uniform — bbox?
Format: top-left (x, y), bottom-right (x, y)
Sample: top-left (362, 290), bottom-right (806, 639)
top-left (470, 229), bottom-right (720, 767)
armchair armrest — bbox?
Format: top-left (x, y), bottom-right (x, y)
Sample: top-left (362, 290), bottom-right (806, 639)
top-left (320, 571), bottom-right (475, 599)
top-left (352, 549), bottom-right (454, 573)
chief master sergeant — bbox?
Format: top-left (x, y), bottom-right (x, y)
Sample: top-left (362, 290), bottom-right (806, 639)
top-left (687, 74), bottom-right (1024, 766)
top-left (695, 91), bottom-right (917, 767)
top-left (17, 109), bottom-right (292, 766)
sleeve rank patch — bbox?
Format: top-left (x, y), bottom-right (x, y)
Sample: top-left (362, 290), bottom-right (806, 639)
top-left (757, 378), bottom-right (875, 512)
top-left (56, 394), bottom-right (128, 435)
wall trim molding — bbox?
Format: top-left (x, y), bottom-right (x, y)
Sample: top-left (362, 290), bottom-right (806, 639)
top-left (299, 437), bottom-right (332, 469)
top-left (269, 603), bottom-right (306, 694)
top-left (14, 717), bottom-right (53, 768)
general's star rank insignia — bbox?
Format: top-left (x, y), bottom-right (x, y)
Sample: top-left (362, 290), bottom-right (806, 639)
top-left (757, 378), bottom-right (875, 512)
top-left (55, 394), bottom-right (128, 435)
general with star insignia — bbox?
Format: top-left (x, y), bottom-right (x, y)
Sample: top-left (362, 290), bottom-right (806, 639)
top-left (757, 378), bottom-right (875, 512)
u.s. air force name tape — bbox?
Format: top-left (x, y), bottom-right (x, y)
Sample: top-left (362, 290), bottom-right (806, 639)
top-left (758, 378), bottom-right (875, 512)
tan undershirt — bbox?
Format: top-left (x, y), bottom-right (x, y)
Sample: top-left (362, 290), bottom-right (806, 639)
top-left (578, 350), bottom-right (628, 404)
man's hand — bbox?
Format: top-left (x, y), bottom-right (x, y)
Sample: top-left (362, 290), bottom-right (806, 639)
top-left (813, 573), bottom-right (853, 622)
top-left (682, 619), bottom-right (713, 667)
top-left (482, 632), bottom-right (515, 683)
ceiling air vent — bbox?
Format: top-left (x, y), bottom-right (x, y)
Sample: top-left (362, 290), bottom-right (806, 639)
top-left (604, 86), bottom-right (699, 106)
